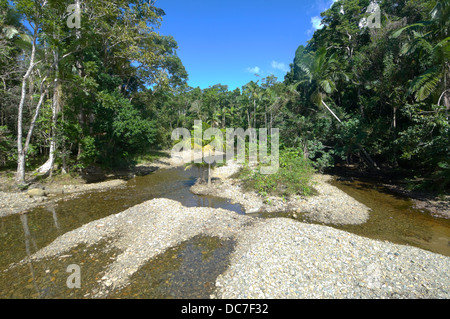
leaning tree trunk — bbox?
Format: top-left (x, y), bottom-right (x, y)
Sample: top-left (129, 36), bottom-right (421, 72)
top-left (322, 100), bottom-right (380, 170)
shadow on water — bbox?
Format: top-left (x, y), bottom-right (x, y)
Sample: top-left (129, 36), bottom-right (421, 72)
top-left (329, 178), bottom-right (450, 257)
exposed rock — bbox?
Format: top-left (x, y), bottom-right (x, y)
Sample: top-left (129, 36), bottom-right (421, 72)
top-left (26, 188), bottom-right (47, 197)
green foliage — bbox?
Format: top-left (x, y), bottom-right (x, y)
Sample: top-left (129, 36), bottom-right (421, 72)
top-left (0, 126), bottom-right (15, 167)
top-left (306, 140), bottom-right (335, 172)
top-left (396, 103), bottom-right (449, 164)
top-left (239, 148), bottom-right (315, 197)
top-left (77, 136), bottom-right (98, 168)
top-left (1, 0), bottom-right (448, 193)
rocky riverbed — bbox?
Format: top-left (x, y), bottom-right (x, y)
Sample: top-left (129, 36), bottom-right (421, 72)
top-left (7, 198), bottom-right (450, 299)
top-left (0, 150), bottom-right (191, 218)
top-left (2, 152), bottom-right (449, 299)
top-left (0, 179), bottom-right (128, 218)
top-left (214, 217), bottom-right (450, 299)
top-left (191, 161), bottom-right (371, 225)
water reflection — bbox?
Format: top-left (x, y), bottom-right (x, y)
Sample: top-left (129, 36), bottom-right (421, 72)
top-left (46, 206), bottom-right (60, 231)
top-left (0, 167), bottom-right (244, 271)
top-left (19, 214), bottom-right (40, 296)
top-left (18, 213), bottom-right (60, 298)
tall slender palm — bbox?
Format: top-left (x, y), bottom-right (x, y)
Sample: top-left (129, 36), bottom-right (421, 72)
top-left (243, 81), bottom-right (261, 128)
top-left (296, 47), bottom-right (349, 121)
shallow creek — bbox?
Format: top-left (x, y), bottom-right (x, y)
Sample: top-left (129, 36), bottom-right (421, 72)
top-left (0, 167), bottom-right (449, 298)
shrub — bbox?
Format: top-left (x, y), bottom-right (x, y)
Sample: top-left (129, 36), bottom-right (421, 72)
top-left (239, 148), bottom-right (315, 197)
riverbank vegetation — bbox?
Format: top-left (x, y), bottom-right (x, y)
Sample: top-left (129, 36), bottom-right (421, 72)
top-left (0, 0), bottom-right (448, 194)
top-left (238, 148), bottom-right (316, 197)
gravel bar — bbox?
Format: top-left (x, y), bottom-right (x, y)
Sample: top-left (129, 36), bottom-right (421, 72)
top-left (9, 198), bottom-right (450, 299)
top-left (214, 218), bottom-right (450, 299)
top-left (191, 161), bottom-right (371, 225)
top-left (10, 198), bottom-right (254, 298)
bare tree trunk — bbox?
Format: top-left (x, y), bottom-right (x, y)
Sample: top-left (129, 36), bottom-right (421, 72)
top-left (253, 99), bottom-right (257, 128)
top-left (438, 89), bottom-right (449, 121)
top-left (61, 104), bottom-right (68, 174)
top-left (35, 48), bottom-right (60, 177)
top-left (75, 0), bottom-right (85, 161)
top-left (16, 26), bottom-right (39, 184)
top-left (222, 108), bottom-right (225, 129)
top-left (302, 140), bottom-right (309, 160)
top-left (393, 106), bottom-right (397, 129)
top-left (269, 111), bottom-right (273, 132)
top-left (321, 100), bottom-right (342, 123)
top-left (208, 163), bottom-right (211, 187)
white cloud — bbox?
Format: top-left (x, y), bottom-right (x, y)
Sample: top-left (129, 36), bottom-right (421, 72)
top-left (307, 0), bottom-right (340, 34)
top-left (311, 16), bottom-right (324, 31)
top-left (246, 66), bottom-right (261, 74)
top-left (271, 61), bottom-right (289, 73)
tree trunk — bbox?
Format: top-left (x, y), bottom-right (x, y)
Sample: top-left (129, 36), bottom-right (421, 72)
top-left (269, 111), bottom-right (273, 132)
top-left (61, 105), bottom-right (68, 174)
top-left (222, 108), bottom-right (225, 128)
top-left (302, 140), bottom-right (309, 160)
top-left (322, 100), bottom-right (380, 170)
top-left (75, 0), bottom-right (85, 161)
top-left (438, 89), bottom-right (449, 121)
top-left (208, 163), bottom-right (211, 187)
top-left (253, 99), bottom-right (257, 128)
top-left (16, 26), bottom-right (38, 184)
top-left (35, 49), bottom-right (60, 177)
top-left (321, 101), bottom-right (342, 123)
top-left (264, 103), bottom-right (267, 128)
top-left (207, 150), bottom-right (211, 187)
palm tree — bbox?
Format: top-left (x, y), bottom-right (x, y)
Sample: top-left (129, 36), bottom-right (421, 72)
top-left (297, 47), bottom-right (350, 116)
top-left (391, 0), bottom-right (449, 116)
top-left (296, 47), bottom-right (379, 169)
top-left (183, 122), bottom-right (226, 187)
top-left (243, 81), bottom-right (261, 128)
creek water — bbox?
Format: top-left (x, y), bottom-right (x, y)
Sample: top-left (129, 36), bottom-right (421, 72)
top-left (0, 166), bottom-right (449, 298)
top-left (330, 179), bottom-right (450, 257)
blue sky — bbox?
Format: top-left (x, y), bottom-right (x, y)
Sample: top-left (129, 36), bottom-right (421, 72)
top-left (157, 0), bottom-right (339, 91)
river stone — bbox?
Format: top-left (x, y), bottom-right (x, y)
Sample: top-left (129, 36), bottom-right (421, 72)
top-left (45, 187), bottom-right (65, 195)
top-left (27, 188), bottom-right (47, 197)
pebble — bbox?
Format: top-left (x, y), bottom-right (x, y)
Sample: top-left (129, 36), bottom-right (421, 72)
top-left (8, 197), bottom-right (449, 299)
top-left (214, 218), bottom-right (450, 299)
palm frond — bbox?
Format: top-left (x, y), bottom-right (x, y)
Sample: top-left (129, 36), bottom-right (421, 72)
top-left (392, 21), bottom-right (434, 37)
top-left (409, 66), bottom-right (442, 101)
top-left (319, 79), bottom-right (336, 94)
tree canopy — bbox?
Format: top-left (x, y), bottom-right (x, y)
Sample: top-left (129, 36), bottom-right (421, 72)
top-left (0, 0), bottom-right (448, 191)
